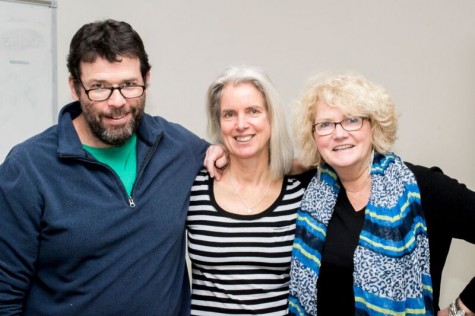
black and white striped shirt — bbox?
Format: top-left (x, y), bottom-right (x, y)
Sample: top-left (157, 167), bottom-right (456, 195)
top-left (187, 169), bottom-right (306, 316)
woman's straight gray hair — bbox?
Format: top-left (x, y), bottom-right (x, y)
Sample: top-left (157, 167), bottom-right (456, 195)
top-left (206, 65), bottom-right (294, 178)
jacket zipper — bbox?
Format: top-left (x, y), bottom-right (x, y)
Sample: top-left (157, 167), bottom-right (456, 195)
top-left (128, 133), bottom-right (162, 207)
top-left (128, 197), bottom-right (136, 208)
top-left (60, 155), bottom-right (138, 208)
top-left (60, 133), bottom-right (163, 209)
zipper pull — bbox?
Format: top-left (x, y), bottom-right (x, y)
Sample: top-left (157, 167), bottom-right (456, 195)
top-left (128, 197), bottom-right (136, 208)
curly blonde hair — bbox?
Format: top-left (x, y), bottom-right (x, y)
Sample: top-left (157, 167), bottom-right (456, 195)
top-left (292, 73), bottom-right (398, 168)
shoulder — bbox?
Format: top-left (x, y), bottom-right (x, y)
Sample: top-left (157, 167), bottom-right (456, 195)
top-left (403, 161), bottom-right (448, 190)
top-left (288, 169), bottom-right (317, 188)
top-left (404, 161), bottom-right (475, 226)
top-left (3, 125), bottom-right (58, 166)
top-left (190, 169), bottom-right (212, 204)
top-left (194, 168), bottom-right (210, 181)
top-left (140, 114), bottom-right (209, 159)
top-left (145, 115), bottom-right (193, 135)
top-left (191, 169), bottom-right (212, 189)
top-left (404, 161), bottom-right (443, 178)
top-left (141, 114), bottom-right (207, 144)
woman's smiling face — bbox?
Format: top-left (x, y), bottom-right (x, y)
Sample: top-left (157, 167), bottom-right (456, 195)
top-left (313, 101), bottom-right (372, 174)
top-left (219, 82), bottom-right (271, 161)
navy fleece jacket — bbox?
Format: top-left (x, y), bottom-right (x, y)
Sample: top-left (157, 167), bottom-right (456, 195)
top-left (0, 102), bottom-right (208, 315)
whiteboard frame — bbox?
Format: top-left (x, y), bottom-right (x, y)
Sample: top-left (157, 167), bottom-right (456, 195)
top-left (0, 0), bottom-right (52, 7)
top-left (0, 0), bottom-right (57, 122)
top-left (0, 0), bottom-right (57, 161)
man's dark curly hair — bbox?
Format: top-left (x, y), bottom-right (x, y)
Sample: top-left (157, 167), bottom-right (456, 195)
top-left (67, 19), bottom-right (151, 85)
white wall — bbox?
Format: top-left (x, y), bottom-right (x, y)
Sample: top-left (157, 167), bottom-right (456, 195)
top-left (56, 0), bottom-right (475, 307)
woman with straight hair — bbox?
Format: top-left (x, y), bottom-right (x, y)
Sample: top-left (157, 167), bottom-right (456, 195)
top-left (188, 65), bottom-right (310, 315)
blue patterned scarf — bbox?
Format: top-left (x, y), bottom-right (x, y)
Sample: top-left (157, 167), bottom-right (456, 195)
top-left (289, 153), bottom-right (433, 315)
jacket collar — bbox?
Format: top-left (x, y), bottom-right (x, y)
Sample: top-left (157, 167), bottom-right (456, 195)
top-left (57, 101), bottom-right (163, 158)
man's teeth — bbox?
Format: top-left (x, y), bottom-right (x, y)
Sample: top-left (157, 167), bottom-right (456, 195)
top-left (236, 136), bottom-right (252, 142)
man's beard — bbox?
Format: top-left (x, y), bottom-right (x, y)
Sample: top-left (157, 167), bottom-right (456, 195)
top-left (82, 96), bottom-right (145, 146)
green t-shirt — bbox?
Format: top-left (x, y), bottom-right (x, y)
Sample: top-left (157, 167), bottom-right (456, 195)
top-left (83, 134), bottom-right (137, 196)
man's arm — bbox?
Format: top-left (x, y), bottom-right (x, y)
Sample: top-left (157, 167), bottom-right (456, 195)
top-left (0, 160), bottom-right (40, 314)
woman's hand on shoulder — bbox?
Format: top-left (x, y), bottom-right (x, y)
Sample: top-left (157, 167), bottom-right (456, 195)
top-left (204, 144), bottom-right (228, 181)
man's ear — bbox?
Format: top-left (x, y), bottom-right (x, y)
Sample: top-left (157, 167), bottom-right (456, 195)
top-left (69, 76), bottom-right (80, 101)
top-left (144, 71), bottom-right (150, 96)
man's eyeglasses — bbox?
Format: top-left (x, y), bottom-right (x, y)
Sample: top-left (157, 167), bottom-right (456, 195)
top-left (78, 79), bottom-right (145, 101)
top-left (312, 117), bottom-right (368, 136)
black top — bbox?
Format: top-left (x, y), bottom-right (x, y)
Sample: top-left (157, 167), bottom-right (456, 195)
top-left (317, 189), bottom-right (365, 315)
top-left (297, 163), bottom-right (475, 314)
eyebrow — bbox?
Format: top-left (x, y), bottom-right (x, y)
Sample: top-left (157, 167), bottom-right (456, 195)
top-left (84, 77), bottom-right (142, 84)
top-left (315, 116), bottom-right (340, 122)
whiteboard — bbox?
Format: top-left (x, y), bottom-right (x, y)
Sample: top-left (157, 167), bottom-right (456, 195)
top-left (0, 0), bottom-right (56, 162)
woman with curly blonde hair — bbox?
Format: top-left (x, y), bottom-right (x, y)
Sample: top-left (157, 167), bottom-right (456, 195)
top-left (288, 73), bottom-right (475, 316)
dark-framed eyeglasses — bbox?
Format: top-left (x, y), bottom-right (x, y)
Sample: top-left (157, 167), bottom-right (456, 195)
top-left (312, 117), bottom-right (368, 136)
top-left (77, 79), bottom-right (145, 101)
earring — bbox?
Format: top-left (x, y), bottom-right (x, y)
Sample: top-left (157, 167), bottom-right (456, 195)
top-left (316, 165), bottom-right (321, 184)
top-left (368, 148), bottom-right (375, 175)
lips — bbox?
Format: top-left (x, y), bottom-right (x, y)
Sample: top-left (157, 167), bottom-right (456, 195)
top-left (109, 115), bottom-right (126, 120)
top-left (333, 144), bottom-right (354, 151)
top-left (235, 135), bottom-right (253, 142)
top-left (103, 113), bottom-right (129, 125)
